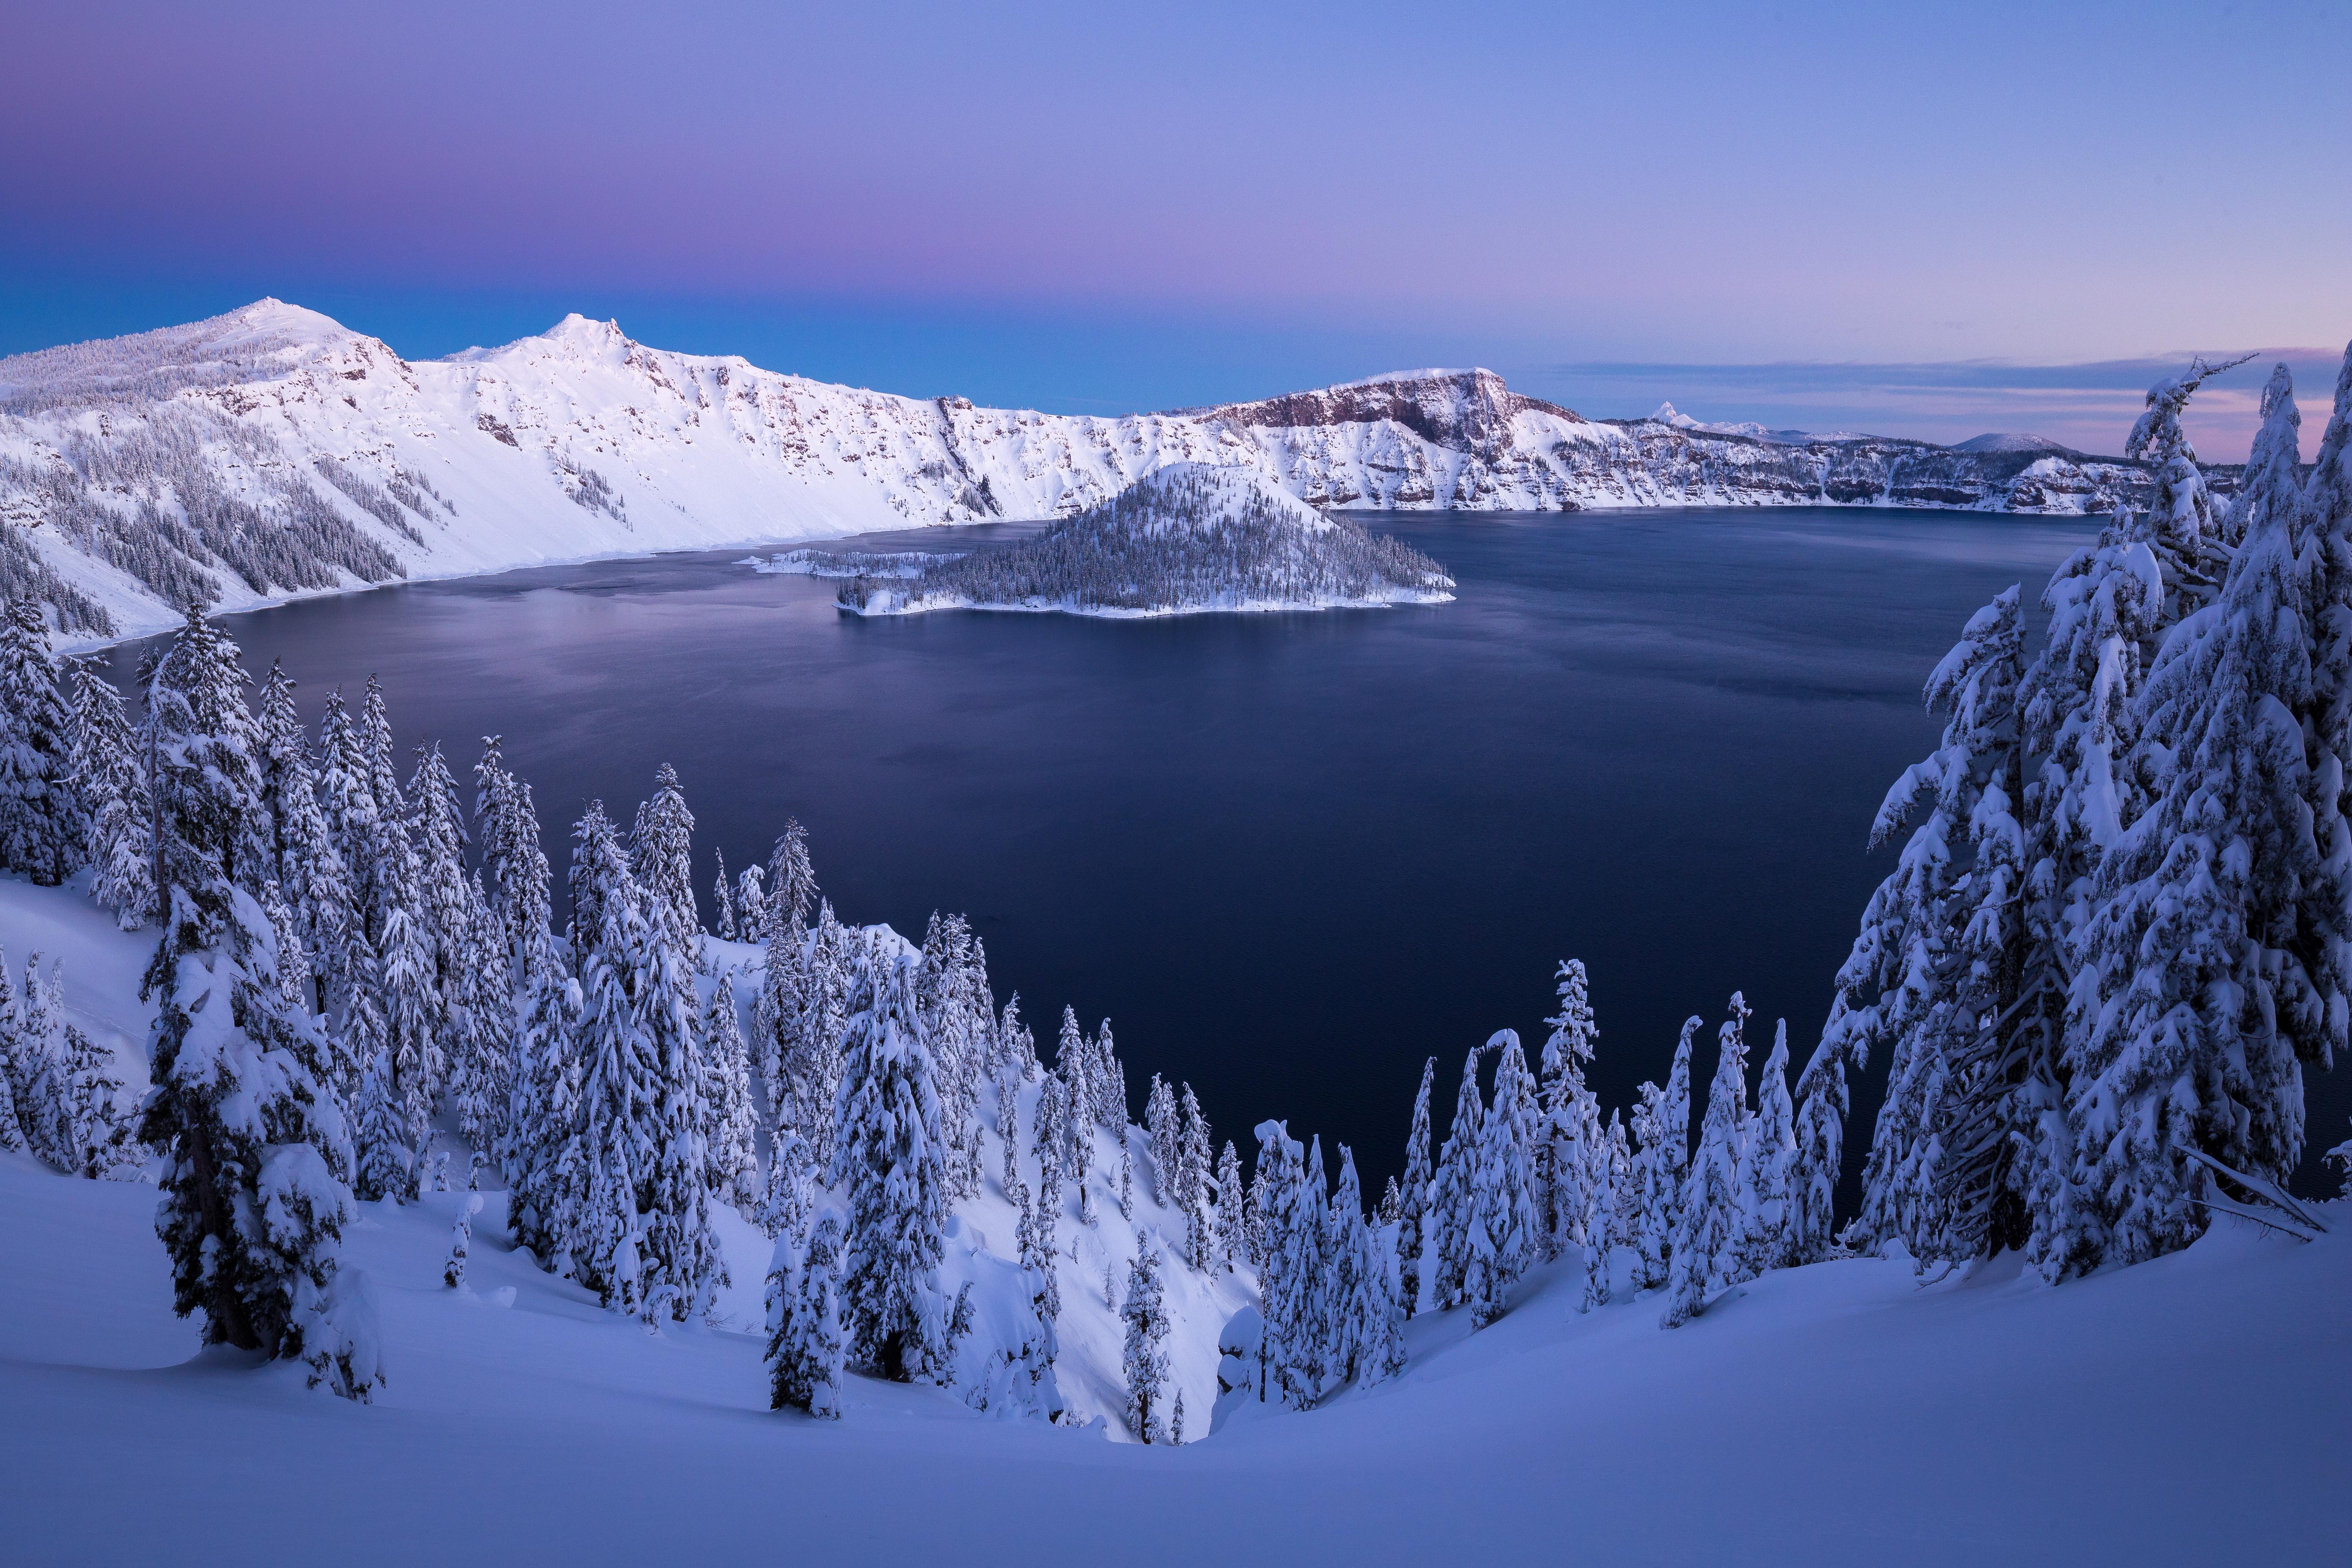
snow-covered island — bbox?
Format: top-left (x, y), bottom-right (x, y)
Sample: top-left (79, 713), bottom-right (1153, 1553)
top-left (834, 464), bottom-right (1456, 618)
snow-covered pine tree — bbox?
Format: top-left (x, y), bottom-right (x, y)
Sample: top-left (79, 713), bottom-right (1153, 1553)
top-left (1428, 1044), bottom-right (1486, 1313)
top-left (1015, 1173), bottom-right (1062, 1322)
top-left (916, 911), bottom-right (988, 1199)
top-left (1116, 1126), bottom-right (1135, 1220)
top-left (1627, 1019), bottom-right (1696, 1291)
top-left (407, 744), bottom-right (480, 1118)
top-left (502, 925), bottom-right (581, 1269)
top-left (1396, 1056), bottom-right (1434, 1316)
top-left (993, 991), bottom-right (1038, 1079)
top-left (1120, 1238), bottom-right (1173, 1442)
top-left (830, 941), bottom-right (952, 1382)
top-left (1178, 1083), bottom-right (1213, 1270)
top-left (449, 871), bottom-right (511, 1154)
top-left (1253, 1120), bottom-right (1321, 1409)
top-left (711, 847), bottom-right (736, 942)
top-left (444, 1191), bottom-right (482, 1289)
top-left (0, 597), bottom-right (84, 886)
top-left (1245, 1147), bottom-right (1270, 1268)
top-left (254, 663), bottom-right (352, 1022)
top-left (10, 955), bottom-right (75, 1165)
top-left (1662, 995), bottom-right (1753, 1328)
top-left (1090, 1017), bottom-right (1126, 1130)
top-left (1378, 1175), bottom-right (1401, 1227)
top-left (136, 611), bottom-right (375, 1399)
top-left (735, 861), bottom-right (766, 944)
top-left (1145, 1073), bottom-right (1179, 1201)
top-left (766, 818), bottom-right (818, 942)
top-left (766, 1208), bottom-right (846, 1418)
top-left (1787, 1035), bottom-right (1847, 1265)
top-left (68, 662), bottom-right (151, 929)
top-left (1325, 1145), bottom-right (1405, 1386)
top-left (0, 950), bottom-right (24, 1156)
top-left (1214, 1139), bottom-right (1246, 1271)
top-left (1579, 1109), bottom-right (1626, 1312)
top-left (1469, 1029), bottom-right (1540, 1329)
top-left (375, 903), bottom-right (436, 1188)
top-left (471, 736), bottom-right (553, 992)
top-left (567, 802), bottom-right (661, 1313)
top-left (1540, 958), bottom-right (1605, 1260)
top-left (779, 900), bottom-right (851, 1176)
top-left (702, 970), bottom-right (760, 1209)
top-left (631, 763), bottom-right (700, 975)
top-left (50, 971), bottom-right (134, 1179)
top-left (1836, 588), bottom-right (2027, 1263)
top-left (2053, 354), bottom-right (2352, 1274)
top-left (1736, 1019), bottom-right (1798, 1276)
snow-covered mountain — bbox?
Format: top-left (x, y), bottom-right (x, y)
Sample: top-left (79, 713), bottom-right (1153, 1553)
top-left (0, 300), bottom-right (2190, 643)
top-left (839, 463), bottom-right (1457, 617)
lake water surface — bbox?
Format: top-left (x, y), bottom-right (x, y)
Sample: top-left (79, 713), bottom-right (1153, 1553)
top-left (107, 507), bottom-right (2350, 1197)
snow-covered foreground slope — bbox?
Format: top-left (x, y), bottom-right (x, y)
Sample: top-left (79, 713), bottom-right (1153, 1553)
top-left (1, 1148), bottom-right (2341, 1565)
top-left (840, 463), bottom-right (1457, 617)
top-left (1, 301), bottom-right (2184, 645)
top-left (2, 877), bottom-right (2344, 1565)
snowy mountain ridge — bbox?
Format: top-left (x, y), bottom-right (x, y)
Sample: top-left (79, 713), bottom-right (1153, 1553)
top-left (1, 300), bottom-right (2191, 643)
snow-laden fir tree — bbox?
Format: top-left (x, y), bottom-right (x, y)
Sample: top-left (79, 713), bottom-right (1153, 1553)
top-left (734, 861), bottom-right (765, 944)
top-left (135, 611), bottom-right (377, 1399)
top-left (631, 763), bottom-right (700, 974)
top-left (374, 902), bottom-right (436, 1192)
top-left (766, 1208), bottom-right (846, 1419)
top-left (1116, 1125), bottom-right (1135, 1220)
top-left (449, 872), bottom-right (511, 1153)
top-left (1091, 1017), bottom-right (1127, 1130)
top-left (2053, 355), bottom-right (2352, 1275)
top-left (1326, 1144), bottom-right (1405, 1387)
top-left (1179, 1083), bottom-right (1214, 1270)
top-left (1378, 1175), bottom-right (1402, 1228)
top-left (351, 1045), bottom-right (415, 1204)
top-left (779, 900), bottom-right (852, 1176)
top-left (1662, 995), bottom-right (1753, 1328)
top-left (1626, 1020), bottom-right (1695, 1291)
top-left (1787, 1034), bottom-right (1848, 1265)
top-left (1579, 1109), bottom-right (1626, 1312)
top-left (1469, 1029), bottom-right (1541, 1329)
top-left (9, 954), bottom-right (75, 1165)
top-left (471, 736), bottom-right (552, 996)
top-left (1214, 1139), bottom-right (1246, 1272)
top-left (0, 951), bottom-right (24, 1157)
top-left (1540, 958), bottom-right (1607, 1260)
top-left (56, 980), bottom-right (135, 1179)
top-left (254, 663), bottom-right (352, 1021)
top-left (916, 911), bottom-right (990, 1199)
top-left (993, 991), bottom-right (1038, 1079)
top-left (0, 597), bottom-right (84, 886)
top-left (1120, 1237), bottom-right (1173, 1442)
top-left (1015, 1173), bottom-right (1062, 1322)
top-left (1032, 1068), bottom-right (1067, 1219)
top-left (567, 802), bottom-right (662, 1314)
top-left (1395, 1056), bottom-right (1434, 1316)
top-left (407, 745), bottom-right (480, 1118)
top-left (1835, 588), bottom-right (2026, 1262)
top-left (765, 818), bottom-right (818, 944)
top-left (1145, 1073), bottom-right (1179, 1201)
top-left (1253, 1120), bottom-right (1322, 1409)
top-left (710, 847), bottom-right (736, 942)
top-left (502, 937), bottom-right (582, 1268)
top-left (701, 969), bottom-right (760, 1209)
top-left (1736, 1019), bottom-right (1798, 1275)
top-left (1427, 1045), bottom-right (1486, 1313)
top-left (444, 1191), bottom-right (482, 1289)
top-left (68, 662), bottom-right (152, 929)
top-left (830, 940), bottom-right (954, 1382)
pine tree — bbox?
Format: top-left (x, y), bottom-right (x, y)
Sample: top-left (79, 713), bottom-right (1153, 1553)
top-left (10, 955), bottom-right (75, 1165)
top-left (2055, 355), bottom-right (2352, 1274)
top-left (1395, 1057), bottom-right (1434, 1316)
top-left (631, 764), bottom-right (700, 975)
top-left (0, 597), bottom-right (84, 885)
top-left (444, 1191), bottom-right (483, 1288)
top-left (1579, 1109), bottom-right (1626, 1312)
top-left (1090, 1017), bottom-right (1126, 1130)
top-left (1120, 1240), bottom-right (1173, 1442)
top-left (766, 1209), bottom-right (846, 1418)
top-left (1469, 1029), bottom-right (1540, 1329)
top-left (472, 736), bottom-right (552, 993)
top-left (1032, 1068), bottom-right (1067, 1220)
top-left (711, 847), bottom-right (737, 941)
top-left (1627, 1019), bottom-right (1696, 1291)
top-left (1378, 1175), bottom-right (1402, 1227)
top-left (766, 818), bottom-right (818, 941)
top-left (830, 941), bottom-right (952, 1382)
top-left (1788, 1035), bottom-right (1847, 1265)
top-left (503, 927), bottom-right (581, 1270)
top-left (1737, 1019), bottom-right (1798, 1276)
top-left (735, 861), bottom-right (767, 943)
top-left (1662, 995), bottom-right (1753, 1328)
top-left (1179, 1083), bottom-right (1214, 1270)
top-left (1145, 1073), bottom-right (1179, 1201)
top-left (135, 612), bottom-right (375, 1398)
top-left (1253, 1120), bottom-right (1321, 1409)
top-left (1428, 1045), bottom-right (1486, 1312)
top-left (0, 949), bottom-right (24, 1157)
top-left (408, 745), bottom-right (479, 1124)
top-left (1325, 1145), bottom-right (1405, 1386)
top-left (68, 662), bottom-right (151, 929)
top-left (1540, 958), bottom-right (1605, 1259)
top-left (58, 1001), bottom-right (135, 1179)
top-left (568, 802), bottom-right (662, 1315)
top-left (702, 970), bottom-right (760, 1209)
top-left (1214, 1139), bottom-right (1246, 1271)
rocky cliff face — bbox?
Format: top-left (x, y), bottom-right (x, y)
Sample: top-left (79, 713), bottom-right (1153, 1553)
top-left (0, 302), bottom-right (2198, 641)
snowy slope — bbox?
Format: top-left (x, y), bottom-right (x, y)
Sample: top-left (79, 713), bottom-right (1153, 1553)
top-left (0, 1123), bottom-right (2341, 1563)
top-left (1, 303), bottom-right (2189, 646)
top-left (0, 874), bottom-right (1248, 1439)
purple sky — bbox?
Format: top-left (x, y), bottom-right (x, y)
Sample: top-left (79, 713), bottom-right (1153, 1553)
top-left (5, 0), bottom-right (2347, 457)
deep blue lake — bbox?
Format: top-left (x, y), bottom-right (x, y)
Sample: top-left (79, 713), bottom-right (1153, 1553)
top-left (106, 507), bottom-right (2351, 1200)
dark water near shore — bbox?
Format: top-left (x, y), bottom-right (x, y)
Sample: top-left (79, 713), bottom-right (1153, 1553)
top-left (105, 508), bottom-right (2351, 1199)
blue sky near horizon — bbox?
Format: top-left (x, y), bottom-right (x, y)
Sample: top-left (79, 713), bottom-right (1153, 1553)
top-left (4, 0), bottom-right (2346, 458)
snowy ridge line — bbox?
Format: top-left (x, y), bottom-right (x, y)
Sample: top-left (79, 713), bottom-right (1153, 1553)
top-left (0, 299), bottom-right (2205, 646)
top-left (742, 548), bottom-right (968, 579)
top-left (836, 464), bottom-right (1457, 618)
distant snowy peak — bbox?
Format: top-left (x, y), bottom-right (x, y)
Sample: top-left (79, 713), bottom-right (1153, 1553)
top-left (1950, 432), bottom-right (2078, 455)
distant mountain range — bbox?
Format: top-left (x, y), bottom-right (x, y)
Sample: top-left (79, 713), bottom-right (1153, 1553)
top-left (0, 300), bottom-right (2199, 641)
